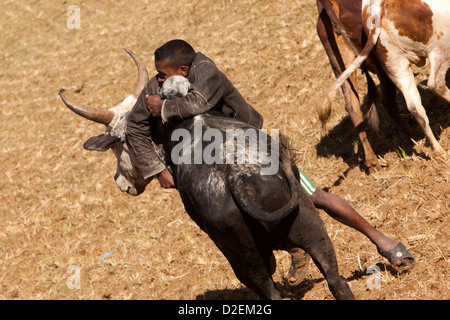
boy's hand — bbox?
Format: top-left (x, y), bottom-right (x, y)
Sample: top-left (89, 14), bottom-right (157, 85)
top-left (146, 95), bottom-right (163, 117)
top-left (157, 169), bottom-right (175, 188)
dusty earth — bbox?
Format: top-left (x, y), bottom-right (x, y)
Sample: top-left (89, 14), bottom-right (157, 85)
top-left (0, 0), bottom-right (448, 300)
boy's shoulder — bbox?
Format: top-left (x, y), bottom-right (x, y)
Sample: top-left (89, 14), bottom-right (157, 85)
top-left (188, 52), bottom-right (221, 81)
top-left (191, 52), bottom-right (217, 69)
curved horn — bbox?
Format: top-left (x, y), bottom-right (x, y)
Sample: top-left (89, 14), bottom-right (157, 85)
top-left (124, 48), bottom-right (149, 98)
top-left (59, 89), bottom-right (114, 125)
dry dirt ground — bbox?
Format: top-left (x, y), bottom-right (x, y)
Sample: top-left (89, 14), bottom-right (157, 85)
top-left (0, 0), bottom-right (448, 300)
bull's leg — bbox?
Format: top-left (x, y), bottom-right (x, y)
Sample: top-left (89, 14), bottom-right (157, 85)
top-left (287, 232), bottom-right (354, 299)
top-left (308, 244), bottom-right (354, 300)
top-left (385, 56), bottom-right (444, 153)
top-left (284, 193), bottom-right (354, 299)
top-left (217, 234), bottom-right (280, 299)
top-left (205, 208), bottom-right (281, 300)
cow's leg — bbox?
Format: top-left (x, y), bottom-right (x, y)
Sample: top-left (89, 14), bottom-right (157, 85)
top-left (317, 11), bottom-right (380, 170)
top-left (338, 45), bottom-right (383, 170)
top-left (428, 52), bottom-right (450, 104)
top-left (341, 62), bottom-right (380, 170)
top-left (376, 64), bottom-right (417, 138)
top-left (384, 56), bottom-right (444, 153)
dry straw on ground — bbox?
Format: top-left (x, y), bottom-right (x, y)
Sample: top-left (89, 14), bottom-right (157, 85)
top-left (0, 0), bottom-right (448, 300)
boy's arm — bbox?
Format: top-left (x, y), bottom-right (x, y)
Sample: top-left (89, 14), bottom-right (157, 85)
top-left (160, 61), bottom-right (224, 122)
top-left (126, 82), bottom-right (167, 180)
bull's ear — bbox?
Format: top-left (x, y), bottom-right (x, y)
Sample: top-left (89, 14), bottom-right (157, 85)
top-left (83, 134), bottom-right (120, 152)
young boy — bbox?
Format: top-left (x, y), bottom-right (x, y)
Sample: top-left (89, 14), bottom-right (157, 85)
top-left (127, 39), bottom-right (262, 188)
top-left (126, 39), bottom-right (414, 286)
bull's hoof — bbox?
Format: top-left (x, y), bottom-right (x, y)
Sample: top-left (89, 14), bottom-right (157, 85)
top-left (286, 253), bottom-right (311, 286)
top-left (270, 253), bottom-right (276, 275)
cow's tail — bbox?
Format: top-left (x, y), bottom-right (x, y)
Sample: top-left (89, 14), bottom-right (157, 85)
top-left (229, 135), bottom-right (299, 223)
top-left (317, 0), bottom-right (382, 131)
top-left (319, 0), bottom-right (360, 56)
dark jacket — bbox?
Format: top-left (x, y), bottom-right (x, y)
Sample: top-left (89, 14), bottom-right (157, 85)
top-left (126, 52), bottom-right (263, 179)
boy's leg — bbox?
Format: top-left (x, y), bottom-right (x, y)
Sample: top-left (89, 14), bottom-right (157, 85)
top-left (296, 167), bottom-right (318, 197)
top-left (287, 166), bottom-right (414, 285)
top-left (310, 187), bottom-right (414, 268)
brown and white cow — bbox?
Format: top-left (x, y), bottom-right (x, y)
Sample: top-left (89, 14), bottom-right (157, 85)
top-left (316, 0), bottom-right (402, 170)
top-left (322, 0), bottom-right (449, 155)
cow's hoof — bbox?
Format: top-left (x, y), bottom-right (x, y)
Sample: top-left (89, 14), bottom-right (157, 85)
top-left (365, 158), bottom-right (385, 173)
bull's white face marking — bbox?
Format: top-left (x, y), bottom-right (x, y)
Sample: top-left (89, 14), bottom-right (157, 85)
top-left (106, 76), bottom-right (190, 195)
top-left (108, 95), bottom-right (137, 139)
top-left (103, 95), bottom-right (148, 195)
top-left (111, 140), bottom-right (147, 196)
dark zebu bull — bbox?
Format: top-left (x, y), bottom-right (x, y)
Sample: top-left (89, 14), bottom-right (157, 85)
top-left (162, 113), bottom-right (354, 300)
top-left (59, 50), bottom-right (354, 300)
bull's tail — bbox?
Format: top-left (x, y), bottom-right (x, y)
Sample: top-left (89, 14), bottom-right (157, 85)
top-left (229, 135), bottom-right (299, 223)
top-left (317, 0), bottom-right (382, 130)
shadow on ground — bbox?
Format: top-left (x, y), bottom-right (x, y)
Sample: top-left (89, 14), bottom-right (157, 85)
top-left (195, 261), bottom-right (411, 300)
top-left (315, 84), bottom-right (449, 174)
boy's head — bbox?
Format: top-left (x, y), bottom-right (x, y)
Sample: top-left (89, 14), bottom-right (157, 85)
top-left (154, 39), bottom-right (196, 83)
